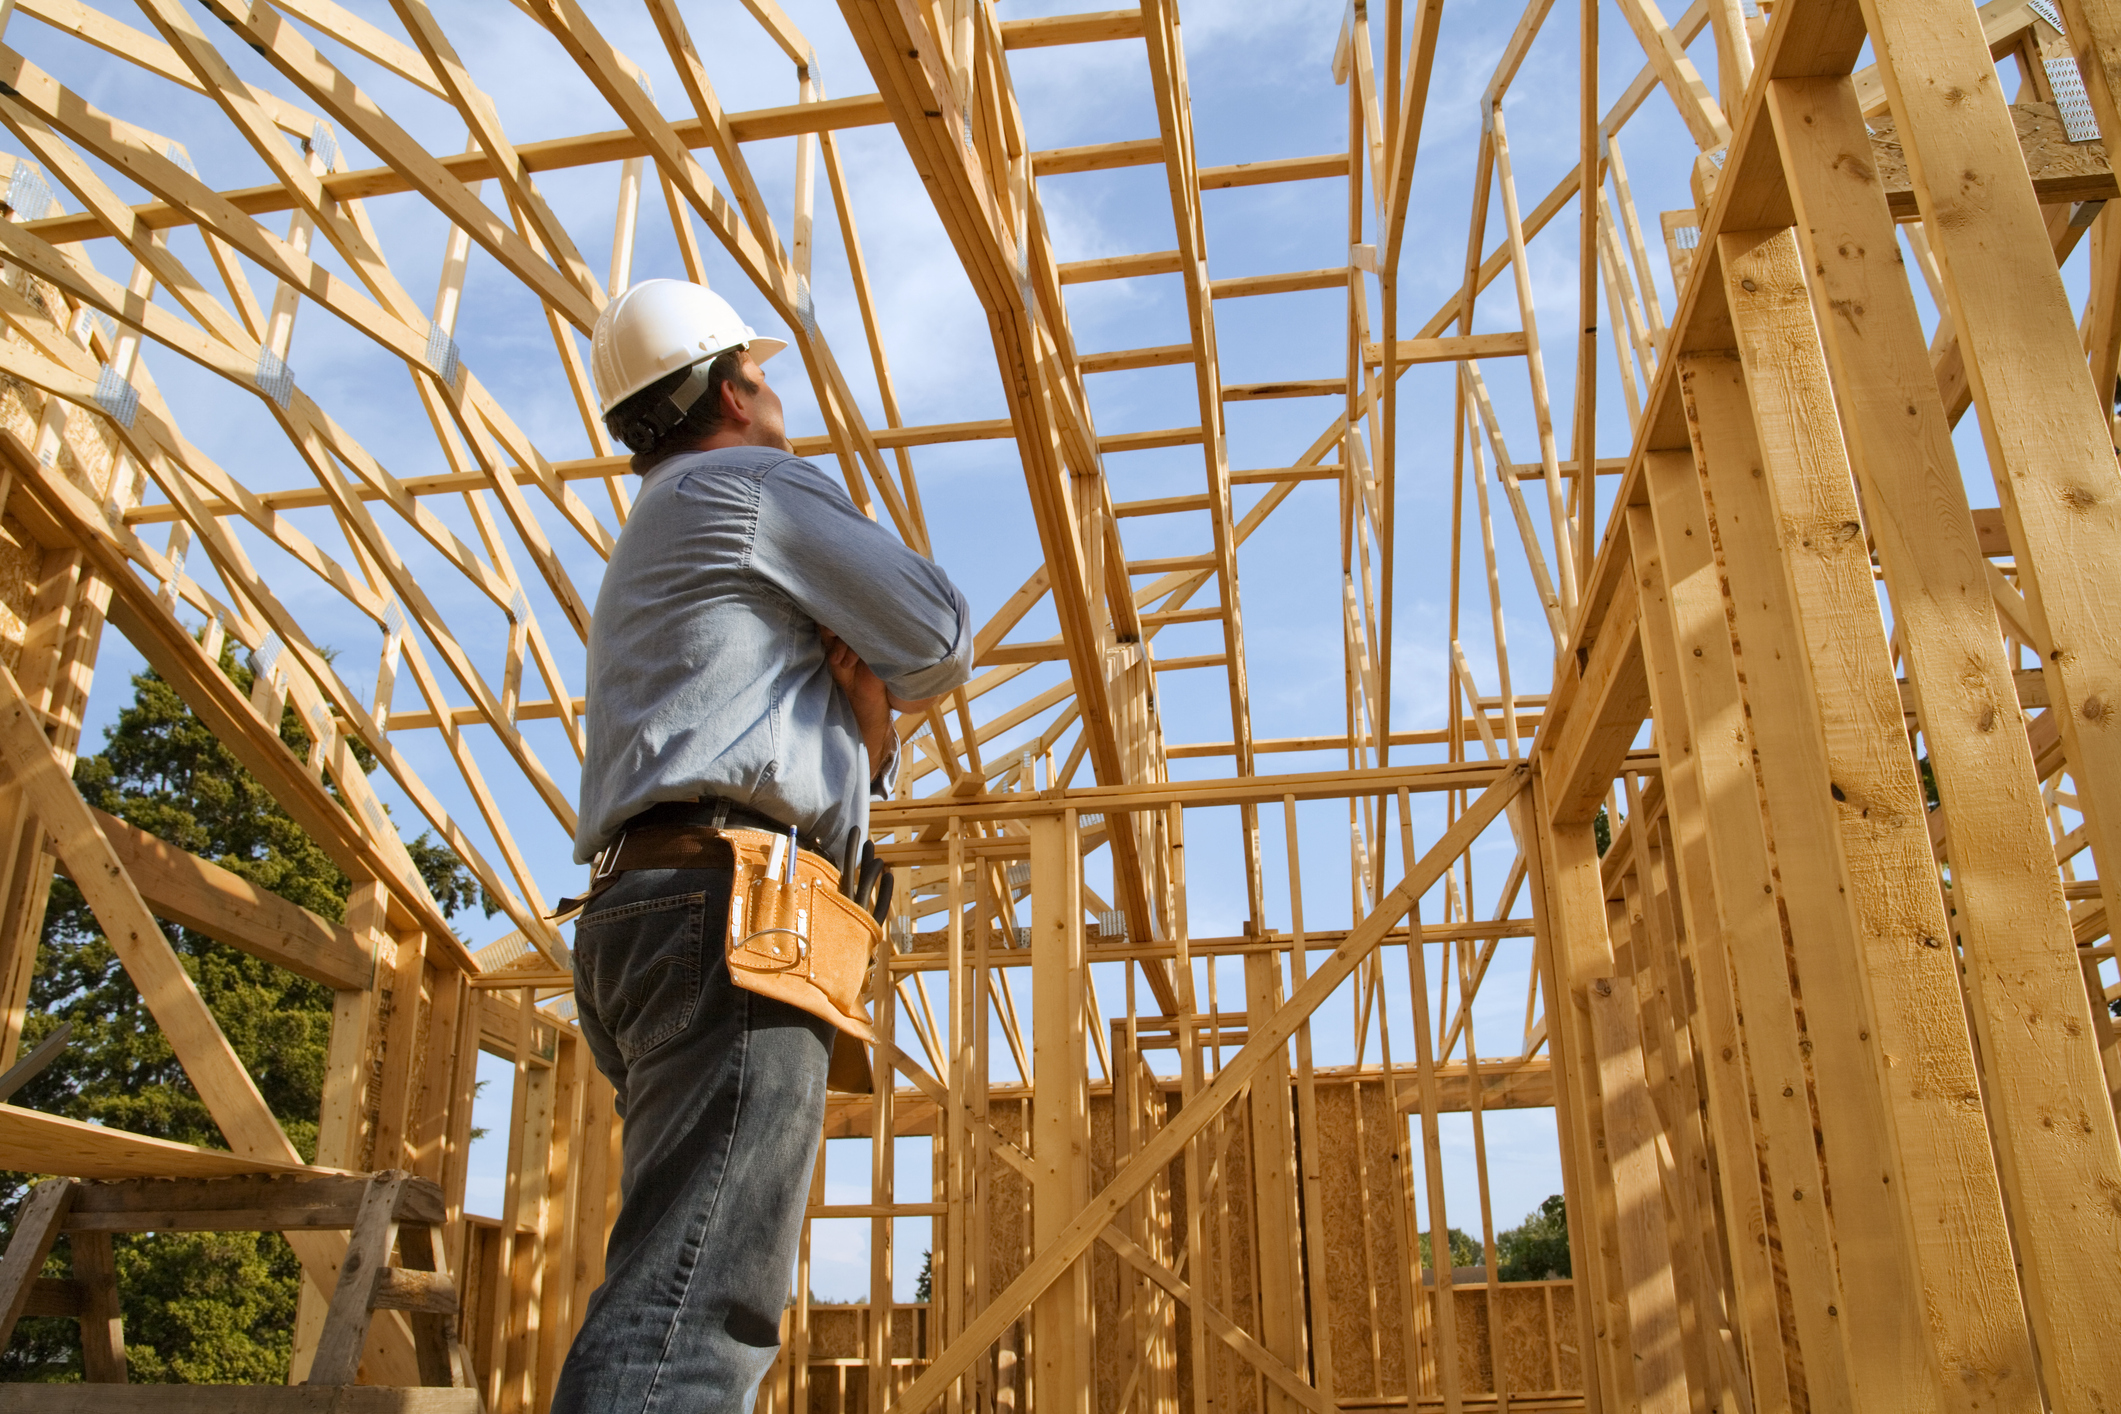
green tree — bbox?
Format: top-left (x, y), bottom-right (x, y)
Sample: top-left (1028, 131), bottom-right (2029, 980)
top-left (1495, 1194), bottom-right (1572, 1281)
top-left (1416, 1226), bottom-right (1481, 1270)
top-left (1, 651), bottom-right (483, 1383)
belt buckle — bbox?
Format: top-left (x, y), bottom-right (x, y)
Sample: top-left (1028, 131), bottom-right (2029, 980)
top-left (592, 829), bottom-right (628, 881)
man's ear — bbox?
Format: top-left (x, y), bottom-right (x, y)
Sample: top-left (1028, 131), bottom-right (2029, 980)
top-left (719, 375), bottom-right (751, 427)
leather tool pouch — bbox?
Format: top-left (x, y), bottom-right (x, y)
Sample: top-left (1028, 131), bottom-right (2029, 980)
top-left (722, 831), bottom-right (880, 1095)
top-left (559, 825), bottom-right (879, 1094)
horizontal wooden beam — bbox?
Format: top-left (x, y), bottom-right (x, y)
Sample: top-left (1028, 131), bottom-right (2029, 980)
top-left (0, 1105), bottom-right (329, 1181)
top-left (1363, 331), bottom-right (1531, 364)
top-left (1099, 425), bottom-right (1205, 453)
top-left (872, 760), bottom-right (1520, 827)
top-left (62, 1171), bottom-right (445, 1231)
top-left (1153, 653), bottom-right (1227, 671)
top-left (1210, 267), bottom-right (1347, 299)
top-left (0, 1389), bottom-right (483, 1414)
top-left (1031, 138), bottom-right (1164, 176)
top-left (1223, 378), bottom-right (1347, 401)
top-left (1198, 153), bottom-right (1349, 189)
top-left (793, 418), bottom-right (1016, 454)
top-left (1057, 249), bottom-right (1185, 283)
top-left (998, 9), bottom-right (1145, 48)
top-left (74, 809), bottom-right (371, 992)
top-left (1128, 553), bottom-right (1218, 575)
top-left (1505, 457), bottom-right (1630, 480)
top-left (1080, 344), bottom-right (1196, 374)
top-left (1167, 715), bottom-right (1547, 757)
top-left (381, 697), bottom-right (585, 732)
top-left (1115, 494), bottom-right (1211, 517)
top-left (1141, 605), bottom-right (1225, 625)
top-left (1231, 464), bottom-right (1343, 484)
top-left (22, 94), bottom-right (894, 245)
top-left (979, 641), bottom-right (1072, 666)
top-left (822, 1058), bottom-right (1553, 1139)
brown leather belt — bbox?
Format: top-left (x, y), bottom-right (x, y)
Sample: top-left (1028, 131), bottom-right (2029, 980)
top-left (555, 802), bottom-right (877, 1093)
top-left (557, 799), bottom-right (827, 916)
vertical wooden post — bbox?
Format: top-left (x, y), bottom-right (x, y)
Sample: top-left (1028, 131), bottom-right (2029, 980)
top-left (370, 926), bottom-right (429, 1172)
top-left (1282, 796), bottom-right (1337, 1410)
top-left (870, 862), bottom-right (898, 1414)
top-left (1029, 811), bottom-right (1090, 1414)
top-left (71, 1228), bottom-right (126, 1384)
top-left (1395, 790), bottom-right (1462, 1414)
top-left (1689, 233), bottom-right (2037, 1404)
top-left (1767, 73), bottom-right (2121, 1400)
top-left (1866, 0), bottom-right (2121, 1018)
top-left (945, 818), bottom-right (968, 1412)
top-left (1243, 944), bottom-right (1307, 1413)
top-left (1519, 782), bottom-right (1625, 1414)
top-left (291, 880), bottom-right (384, 1384)
top-left (1629, 480), bottom-right (1799, 1414)
top-left (1586, 975), bottom-right (1690, 1414)
top-left (535, 1030), bottom-right (583, 1414)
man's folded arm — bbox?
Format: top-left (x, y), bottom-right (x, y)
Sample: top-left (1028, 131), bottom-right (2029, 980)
top-left (752, 459), bottom-right (976, 699)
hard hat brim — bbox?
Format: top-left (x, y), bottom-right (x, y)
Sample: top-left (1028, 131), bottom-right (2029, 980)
top-left (746, 336), bottom-right (788, 363)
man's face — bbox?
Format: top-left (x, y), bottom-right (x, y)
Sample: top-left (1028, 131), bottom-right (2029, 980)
top-left (735, 351), bottom-right (789, 450)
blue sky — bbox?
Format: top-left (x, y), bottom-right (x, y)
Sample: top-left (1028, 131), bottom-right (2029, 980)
top-left (18, 0), bottom-right (2076, 1304)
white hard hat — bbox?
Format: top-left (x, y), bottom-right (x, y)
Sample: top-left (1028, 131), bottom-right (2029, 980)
top-left (590, 278), bottom-right (788, 417)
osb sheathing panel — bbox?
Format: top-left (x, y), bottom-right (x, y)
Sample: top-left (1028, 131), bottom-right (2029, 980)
top-left (982, 1077), bottom-right (1578, 1409)
top-left (1497, 1281), bottom-right (1575, 1392)
top-left (1449, 1284), bottom-right (1495, 1391)
top-left (1095, 1080), bottom-right (1184, 1414)
top-left (0, 515), bottom-right (40, 675)
top-left (1191, 1100), bottom-right (1262, 1414)
top-left (1091, 1087), bottom-right (1122, 1411)
top-left (1316, 1076), bottom-right (1411, 1398)
top-left (802, 1366), bottom-right (916, 1414)
top-left (987, 1097), bottom-right (1032, 1295)
top-left (800, 1305), bottom-right (926, 1361)
top-left (1424, 1283), bottom-right (1582, 1394)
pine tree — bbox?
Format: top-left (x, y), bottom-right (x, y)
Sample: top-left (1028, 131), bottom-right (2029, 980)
top-left (1, 651), bottom-right (483, 1383)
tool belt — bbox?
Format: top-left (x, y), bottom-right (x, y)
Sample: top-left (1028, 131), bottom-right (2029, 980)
top-left (559, 810), bottom-right (880, 1094)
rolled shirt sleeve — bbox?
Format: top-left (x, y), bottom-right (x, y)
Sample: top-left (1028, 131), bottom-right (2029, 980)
top-left (748, 457), bottom-right (975, 702)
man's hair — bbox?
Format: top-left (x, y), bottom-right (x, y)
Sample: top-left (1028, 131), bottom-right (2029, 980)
top-left (606, 346), bottom-right (759, 456)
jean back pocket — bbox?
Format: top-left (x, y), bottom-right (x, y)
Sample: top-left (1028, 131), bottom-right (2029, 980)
top-left (574, 889), bottom-right (711, 1068)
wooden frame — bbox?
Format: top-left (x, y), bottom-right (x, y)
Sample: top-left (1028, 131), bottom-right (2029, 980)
top-left (0, 1), bottom-right (2112, 1411)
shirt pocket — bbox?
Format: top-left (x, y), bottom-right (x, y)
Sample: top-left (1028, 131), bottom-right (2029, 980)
top-left (574, 890), bottom-right (711, 1068)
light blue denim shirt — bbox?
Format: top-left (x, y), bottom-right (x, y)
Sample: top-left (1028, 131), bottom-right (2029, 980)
top-left (575, 445), bottom-right (973, 866)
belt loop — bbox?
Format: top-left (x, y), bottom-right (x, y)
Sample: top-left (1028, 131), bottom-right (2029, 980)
top-left (712, 799), bottom-right (729, 830)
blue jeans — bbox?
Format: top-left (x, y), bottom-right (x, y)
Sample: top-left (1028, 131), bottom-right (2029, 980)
top-left (552, 866), bottom-right (834, 1414)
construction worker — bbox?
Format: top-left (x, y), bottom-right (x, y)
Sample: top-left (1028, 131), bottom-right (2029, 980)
top-left (553, 278), bottom-right (973, 1413)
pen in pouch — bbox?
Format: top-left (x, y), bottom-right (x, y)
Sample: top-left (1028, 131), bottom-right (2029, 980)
top-left (763, 831), bottom-right (788, 928)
